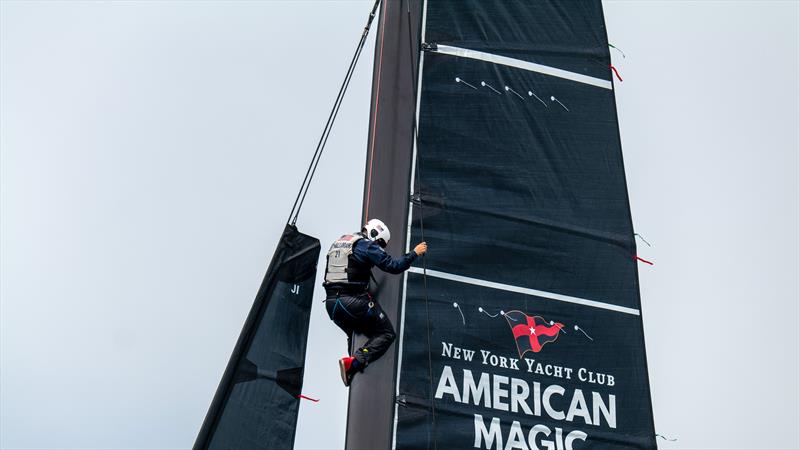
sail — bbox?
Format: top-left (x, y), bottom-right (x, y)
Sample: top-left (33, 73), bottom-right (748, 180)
top-left (194, 225), bottom-right (320, 450)
top-left (351, 1), bottom-right (657, 449)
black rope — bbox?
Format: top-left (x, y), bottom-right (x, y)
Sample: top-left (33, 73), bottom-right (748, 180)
top-left (404, 1), bottom-right (437, 449)
top-left (416, 141), bottom-right (437, 450)
top-left (287, 0), bottom-right (381, 226)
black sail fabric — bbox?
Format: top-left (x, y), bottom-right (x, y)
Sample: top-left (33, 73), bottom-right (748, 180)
top-left (194, 225), bottom-right (320, 450)
top-left (354, 1), bottom-right (656, 449)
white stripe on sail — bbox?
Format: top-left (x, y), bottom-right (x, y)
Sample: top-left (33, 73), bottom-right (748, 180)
top-left (432, 44), bottom-right (613, 90)
top-left (407, 267), bottom-right (640, 316)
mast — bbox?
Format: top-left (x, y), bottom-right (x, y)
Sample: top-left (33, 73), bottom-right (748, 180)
top-left (348, 0), bottom-right (424, 448)
top-left (355, 1), bottom-right (656, 449)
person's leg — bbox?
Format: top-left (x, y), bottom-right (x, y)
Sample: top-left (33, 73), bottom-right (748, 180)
top-left (325, 295), bottom-right (356, 349)
top-left (347, 332), bottom-right (353, 357)
top-left (329, 294), bottom-right (372, 382)
top-left (353, 300), bottom-right (396, 367)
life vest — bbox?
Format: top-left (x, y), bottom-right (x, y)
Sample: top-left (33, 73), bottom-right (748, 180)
top-left (323, 233), bottom-right (371, 292)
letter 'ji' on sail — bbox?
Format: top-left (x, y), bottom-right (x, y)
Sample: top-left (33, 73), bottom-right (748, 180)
top-left (194, 225), bottom-right (320, 450)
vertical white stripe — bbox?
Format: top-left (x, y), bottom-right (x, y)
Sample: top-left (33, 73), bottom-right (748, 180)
top-left (393, 1), bottom-right (428, 448)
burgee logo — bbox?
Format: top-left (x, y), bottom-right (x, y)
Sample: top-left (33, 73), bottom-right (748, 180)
top-left (504, 310), bottom-right (564, 357)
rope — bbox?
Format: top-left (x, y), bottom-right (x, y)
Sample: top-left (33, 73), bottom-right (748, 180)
top-left (634, 233), bottom-right (652, 247)
top-left (609, 64), bottom-right (623, 82)
top-left (405, 2), bottom-right (437, 448)
top-left (608, 43), bottom-right (626, 58)
top-left (588, 58), bottom-right (624, 83)
top-left (415, 144), bottom-right (437, 450)
top-left (287, 0), bottom-right (382, 226)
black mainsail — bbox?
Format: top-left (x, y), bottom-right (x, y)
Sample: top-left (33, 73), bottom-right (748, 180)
top-left (351, 1), bottom-right (657, 449)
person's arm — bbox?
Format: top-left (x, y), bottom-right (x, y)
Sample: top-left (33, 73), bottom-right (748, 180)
top-left (365, 241), bottom-right (427, 274)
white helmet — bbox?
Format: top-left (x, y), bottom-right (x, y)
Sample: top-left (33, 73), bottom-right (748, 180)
top-left (363, 218), bottom-right (391, 248)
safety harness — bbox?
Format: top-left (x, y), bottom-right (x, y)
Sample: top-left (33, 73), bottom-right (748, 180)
top-left (323, 232), bottom-right (372, 292)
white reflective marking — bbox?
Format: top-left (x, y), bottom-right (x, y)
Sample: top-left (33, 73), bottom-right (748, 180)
top-left (505, 85), bottom-right (525, 100)
top-left (455, 76), bottom-right (477, 89)
top-left (551, 95), bottom-right (570, 111)
top-left (407, 267), bottom-right (640, 316)
top-left (453, 301), bottom-right (465, 325)
top-left (480, 80), bottom-right (502, 94)
top-left (477, 306), bottom-right (498, 318)
top-left (575, 324), bottom-right (594, 341)
top-left (528, 90), bottom-right (548, 107)
top-left (432, 44), bottom-right (613, 90)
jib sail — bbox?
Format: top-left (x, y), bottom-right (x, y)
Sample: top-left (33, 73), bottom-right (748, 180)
top-left (350, 1), bottom-right (657, 449)
top-left (194, 225), bottom-right (320, 450)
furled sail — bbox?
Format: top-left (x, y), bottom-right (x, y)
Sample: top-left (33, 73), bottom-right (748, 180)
top-left (194, 225), bottom-right (320, 450)
top-left (350, 1), bottom-right (657, 449)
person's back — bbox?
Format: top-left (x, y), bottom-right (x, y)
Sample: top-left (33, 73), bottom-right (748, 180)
top-left (322, 219), bottom-right (427, 386)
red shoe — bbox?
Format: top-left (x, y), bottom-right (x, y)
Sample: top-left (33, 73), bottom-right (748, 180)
top-left (339, 356), bottom-right (356, 387)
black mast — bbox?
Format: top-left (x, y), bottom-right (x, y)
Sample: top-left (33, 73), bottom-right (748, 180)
top-left (348, 0), bottom-right (425, 448)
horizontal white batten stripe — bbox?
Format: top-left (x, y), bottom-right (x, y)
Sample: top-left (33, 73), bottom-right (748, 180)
top-left (407, 267), bottom-right (639, 316)
top-left (433, 44), bottom-right (613, 90)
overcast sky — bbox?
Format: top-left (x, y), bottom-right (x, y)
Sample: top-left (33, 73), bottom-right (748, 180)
top-left (1, 1), bottom-right (798, 449)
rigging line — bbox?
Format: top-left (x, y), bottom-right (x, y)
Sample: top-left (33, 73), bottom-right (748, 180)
top-left (291, 0), bottom-right (380, 225)
top-left (609, 64), bottom-right (623, 82)
top-left (293, 27), bottom-right (370, 225)
top-left (416, 110), bottom-right (437, 450)
top-left (288, 34), bottom-right (362, 226)
top-left (608, 43), bottom-right (626, 59)
top-left (406, 2), bottom-right (436, 449)
top-left (287, 0), bottom-right (381, 225)
top-left (363, 0), bottom-right (388, 223)
top-left (634, 233), bottom-right (652, 247)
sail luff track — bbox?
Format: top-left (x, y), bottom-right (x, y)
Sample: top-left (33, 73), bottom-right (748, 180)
top-left (392, 0), bottom-right (429, 447)
top-left (347, 1), bottom-right (425, 449)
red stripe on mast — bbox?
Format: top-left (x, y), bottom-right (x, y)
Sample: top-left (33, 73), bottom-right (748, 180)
top-left (364, 5), bottom-right (388, 222)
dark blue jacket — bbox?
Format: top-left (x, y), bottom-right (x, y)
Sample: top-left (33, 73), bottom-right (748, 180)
top-left (351, 239), bottom-right (418, 274)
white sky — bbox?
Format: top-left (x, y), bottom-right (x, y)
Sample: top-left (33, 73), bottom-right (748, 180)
top-left (1, 1), bottom-right (798, 449)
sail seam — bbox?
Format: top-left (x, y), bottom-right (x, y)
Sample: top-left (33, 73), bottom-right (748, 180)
top-left (407, 267), bottom-right (640, 316)
top-left (430, 44), bottom-right (613, 90)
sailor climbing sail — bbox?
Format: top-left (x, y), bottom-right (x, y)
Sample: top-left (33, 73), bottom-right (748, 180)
top-left (323, 218), bottom-right (427, 386)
